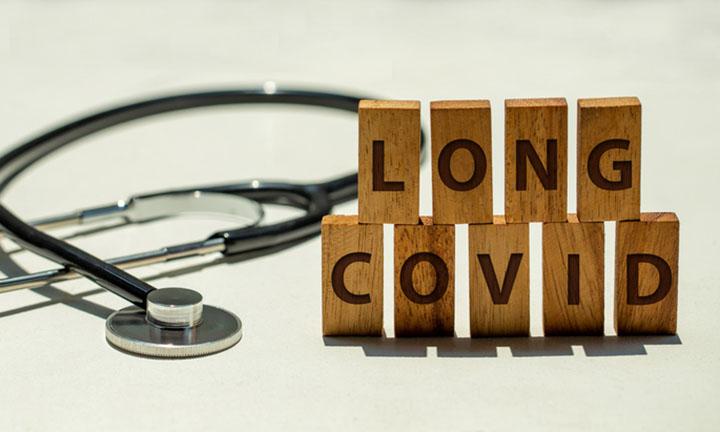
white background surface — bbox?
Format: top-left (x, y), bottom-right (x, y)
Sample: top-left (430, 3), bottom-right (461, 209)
top-left (0, 0), bottom-right (718, 430)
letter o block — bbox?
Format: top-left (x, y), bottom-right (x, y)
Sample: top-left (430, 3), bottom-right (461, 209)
top-left (394, 217), bottom-right (455, 337)
top-left (577, 97), bottom-right (641, 221)
top-left (430, 100), bottom-right (493, 224)
top-left (321, 215), bottom-right (383, 336)
top-left (615, 213), bottom-right (679, 335)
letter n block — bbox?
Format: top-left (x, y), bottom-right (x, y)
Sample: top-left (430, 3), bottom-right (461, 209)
top-left (616, 212), bottom-right (679, 335)
top-left (358, 100), bottom-right (421, 224)
top-left (469, 216), bottom-right (529, 337)
top-left (430, 100), bottom-right (493, 224)
top-left (577, 97), bottom-right (641, 221)
top-left (543, 215), bottom-right (604, 335)
top-left (321, 215), bottom-right (383, 336)
top-left (394, 217), bottom-right (454, 336)
top-left (505, 98), bottom-right (568, 223)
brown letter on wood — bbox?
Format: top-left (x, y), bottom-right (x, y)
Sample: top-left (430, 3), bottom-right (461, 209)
top-left (322, 215), bottom-right (383, 336)
top-left (505, 98), bottom-right (568, 223)
top-left (615, 212), bottom-right (679, 335)
top-left (469, 216), bottom-right (530, 337)
top-left (359, 100), bottom-right (421, 224)
top-left (430, 100), bottom-right (493, 224)
top-left (543, 214), bottom-right (604, 335)
top-left (577, 97), bottom-right (641, 221)
top-left (394, 217), bottom-right (455, 336)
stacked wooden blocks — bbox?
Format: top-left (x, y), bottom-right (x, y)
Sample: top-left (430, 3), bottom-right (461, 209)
top-left (322, 97), bottom-right (679, 338)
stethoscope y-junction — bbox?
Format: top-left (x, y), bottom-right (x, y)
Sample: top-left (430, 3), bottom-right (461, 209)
top-left (0, 85), bottom-right (425, 358)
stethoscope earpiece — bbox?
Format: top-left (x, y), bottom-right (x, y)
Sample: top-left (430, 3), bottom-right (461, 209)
top-left (105, 287), bottom-right (242, 358)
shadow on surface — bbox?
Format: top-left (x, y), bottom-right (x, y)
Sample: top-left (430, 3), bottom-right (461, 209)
top-left (323, 334), bottom-right (682, 358)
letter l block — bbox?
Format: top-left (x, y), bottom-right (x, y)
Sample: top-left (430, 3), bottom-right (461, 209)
top-left (321, 215), bottom-right (383, 336)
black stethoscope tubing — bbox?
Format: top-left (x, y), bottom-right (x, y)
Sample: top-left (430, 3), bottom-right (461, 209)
top-left (0, 88), bottom-right (425, 308)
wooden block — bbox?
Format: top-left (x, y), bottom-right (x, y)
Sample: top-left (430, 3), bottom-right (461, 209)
top-left (321, 215), bottom-right (383, 336)
top-left (505, 98), bottom-right (568, 223)
top-left (394, 217), bottom-right (454, 336)
top-left (615, 212), bottom-right (679, 335)
top-left (542, 214), bottom-right (604, 335)
top-left (577, 97), bottom-right (641, 221)
top-left (469, 216), bottom-right (529, 337)
top-left (430, 100), bottom-right (493, 224)
top-left (358, 100), bottom-right (421, 224)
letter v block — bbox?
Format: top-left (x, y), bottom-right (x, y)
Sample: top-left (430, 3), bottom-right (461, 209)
top-left (543, 215), bottom-right (604, 335)
top-left (469, 216), bottom-right (530, 336)
top-left (321, 215), bottom-right (383, 336)
top-left (505, 98), bottom-right (568, 223)
top-left (395, 217), bottom-right (455, 336)
top-left (616, 212), bottom-right (679, 335)
top-left (358, 100), bottom-right (421, 224)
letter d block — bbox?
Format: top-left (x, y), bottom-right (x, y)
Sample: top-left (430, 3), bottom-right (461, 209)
top-left (321, 215), bottom-right (383, 336)
top-left (395, 217), bottom-right (454, 336)
top-left (469, 217), bottom-right (530, 337)
top-left (358, 100), bottom-right (421, 224)
top-left (577, 97), bottom-right (641, 221)
top-left (616, 213), bottom-right (679, 335)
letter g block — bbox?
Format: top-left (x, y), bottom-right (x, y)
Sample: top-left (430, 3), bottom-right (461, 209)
top-left (577, 97), bottom-right (641, 221)
top-left (321, 215), bottom-right (383, 336)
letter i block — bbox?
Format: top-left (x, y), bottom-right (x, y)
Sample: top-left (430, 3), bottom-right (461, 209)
top-left (358, 100), bottom-right (421, 224)
top-left (394, 217), bottom-right (454, 336)
top-left (504, 98), bottom-right (568, 223)
top-left (430, 100), bottom-right (493, 224)
top-left (469, 217), bottom-right (530, 337)
top-left (577, 97), bottom-right (641, 221)
top-left (542, 215), bottom-right (604, 335)
top-left (321, 215), bottom-right (383, 336)
top-left (616, 213), bottom-right (679, 335)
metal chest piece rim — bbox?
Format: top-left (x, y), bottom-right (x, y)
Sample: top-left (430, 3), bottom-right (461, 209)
top-left (105, 287), bottom-right (242, 358)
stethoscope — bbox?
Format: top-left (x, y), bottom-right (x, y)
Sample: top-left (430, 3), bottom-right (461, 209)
top-left (0, 85), bottom-right (426, 358)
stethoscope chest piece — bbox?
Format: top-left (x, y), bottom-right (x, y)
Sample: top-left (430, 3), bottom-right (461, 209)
top-left (105, 287), bottom-right (242, 358)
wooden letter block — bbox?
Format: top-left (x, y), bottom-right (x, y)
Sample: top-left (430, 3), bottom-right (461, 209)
top-left (430, 100), bottom-right (493, 224)
top-left (505, 98), bottom-right (568, 223)
top-left (469, 216), bottom-right (529, 337)
top-left (542, 214), bottom-right (604, 335)
top-left (615, 212), bottom-right (679, 335)
top-left (394, 217), bottom-right (454, 336)
top-left (577, 97), bottom-right (641, 221)
top-left (321, 215), bottom-right (383, 336)
top-left (359, 100), bottom-right (421, 224)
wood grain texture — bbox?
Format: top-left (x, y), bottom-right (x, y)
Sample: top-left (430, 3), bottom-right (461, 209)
top-left (321, 215), bottom-right (383, 336)
top-left (504, 98), bottom-right (568, 223)
top-left (577, 97), bottom-right (641, 221)
top-left (430, 100), bottom-right (493, 224)
top-left (394, 217), bottom-right (455, 336)
top-left (358, 100), bottom-right (421, 224)
top-left (615, 212), bottom-right (679, 335)
top-left (542, 214), bottom-right (604, 335)
top-left (469, 216), bottom-right (529, 337)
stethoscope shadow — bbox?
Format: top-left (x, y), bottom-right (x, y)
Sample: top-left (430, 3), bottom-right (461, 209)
top-left (0, 227), bottom-right (313, 321)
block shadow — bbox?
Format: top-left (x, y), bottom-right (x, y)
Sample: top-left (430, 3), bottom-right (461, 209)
top-left (323, 334), bottom-right (682, 358)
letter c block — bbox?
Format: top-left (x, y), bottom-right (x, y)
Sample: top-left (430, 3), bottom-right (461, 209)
top-left (615, 213), bottom-right (679, 335)
top-left (577, 97), bottom-right (641, 221)
top-left (358, 100), bottom-right (421, 224)
top-left (321, 215), bottom-right (383, 336)
top-left (394, 217), bottom-right (455, 336)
